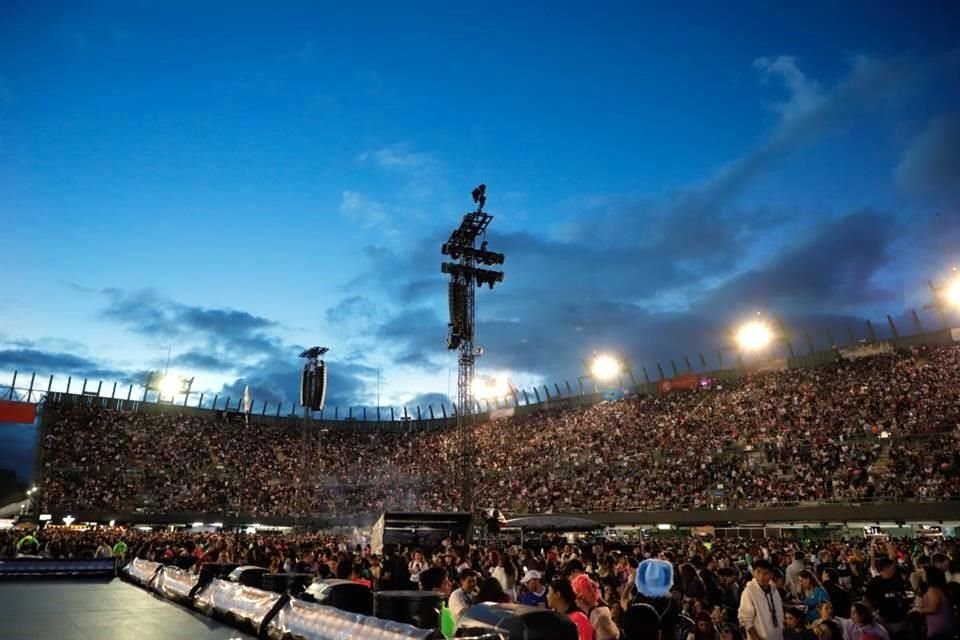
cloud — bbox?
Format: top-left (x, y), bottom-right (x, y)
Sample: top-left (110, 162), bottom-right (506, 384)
top-left (171, 351), bottom-right (235, 372)
top-left (339, 190), bottom-right (388, 228)
top-left (0, 348), bottom-right (132, 382)
top-left (753, 56), bottom-right (825, 121)
top-left (699, 210), bottom-right (899, 312)
top-left (403, 392), bottom-right (451, 414)
top-left (895, 112), bottom-right (960, 201)
top-left (100, 288), bottom-right (283, 362)
top-left (357, 146), bottom-right (436, 172)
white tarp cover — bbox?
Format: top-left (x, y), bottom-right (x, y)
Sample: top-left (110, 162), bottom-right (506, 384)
top-left (194, 578), bottom-right (283, 634)
top-left (267, 597), bottom-right (433, 640)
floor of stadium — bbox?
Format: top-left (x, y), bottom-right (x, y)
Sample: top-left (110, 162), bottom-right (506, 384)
top-left (0, 579), bottom-right (252, 640)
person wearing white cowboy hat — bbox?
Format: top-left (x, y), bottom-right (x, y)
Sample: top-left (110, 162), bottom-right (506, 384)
top-left (519, 569), bottom-right (548, 608)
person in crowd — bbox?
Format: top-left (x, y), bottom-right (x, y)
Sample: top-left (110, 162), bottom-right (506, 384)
top-left (689, 610), bottom-right (722, 640)
top-left (784, 607), bottom-right (815, 640)
top-left (787, 553), bottom-right (807, 598)
top-left (738, 559), bottom-right (784, 640)
top-left (865, 559), bottom-right (909, 640)
top-left (448, 569), bottom-right (478, 622)
top-left (572, 573), bottom-right (621, 640)
top-left (911, 566), bottom-right (957, 640)
top-left (622, 559), bottom-right (679, 640)
top-left (519, 570), bottom-right (548, 608)
top-left (548, 577), bottom-right (594, 640)
top-left (812, 601), bottom-right (843, 640)
top-left (798, 570), bottom-right (831, 623)
top-left (492, 552), bottom-right (518, 601)
top-left (476, 577), bottom-right (511, 604)
top-left (408, 548), bottom-right (429, 586)
top-left (838, 602), bottom-right (889, 640)
top-left (419, 566), bottom-right (453, 597)
top-left (822, 568), bottom-right (851, 619)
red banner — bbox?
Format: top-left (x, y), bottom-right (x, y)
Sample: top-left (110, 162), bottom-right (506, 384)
top-left (0, 400), bottom-right (37, 423)
top-left (658, 374), bottom-right (700, 395)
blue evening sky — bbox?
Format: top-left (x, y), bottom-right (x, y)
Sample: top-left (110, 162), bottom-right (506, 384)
top-left (1, 1), bottom-right (960, 478)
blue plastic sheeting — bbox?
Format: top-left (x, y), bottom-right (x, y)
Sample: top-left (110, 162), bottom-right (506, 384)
top-left (154, 565), bottom-right (199, 602)
top-left (266, 597), bottom-right (435, 640)
top-left (124, 558), bottom-right (163, 586)
top-left (0, 557), bottom-right (116, 576)
top-left (194, 577), bottom-right (284, 635)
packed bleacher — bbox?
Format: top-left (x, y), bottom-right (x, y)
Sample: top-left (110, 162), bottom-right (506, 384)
top-left (36, 345), bottom-right (960, 517)
top-left (3, 525), bottom-right (959, 640)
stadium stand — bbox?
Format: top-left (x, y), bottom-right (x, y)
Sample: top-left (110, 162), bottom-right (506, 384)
top-left (33, 345), bottom-right (960, 517)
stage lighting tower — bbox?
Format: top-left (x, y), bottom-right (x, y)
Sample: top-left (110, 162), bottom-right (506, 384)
top-left (441, 184), bottom-right (506, 511)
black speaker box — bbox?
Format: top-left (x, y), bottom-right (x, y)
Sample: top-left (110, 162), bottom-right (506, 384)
top-left (300, 579), bottom-right (374, 616)
top-left (374, 590), bottom-right (443, 629)
top-left (455, 602), bottom-right (578, 640)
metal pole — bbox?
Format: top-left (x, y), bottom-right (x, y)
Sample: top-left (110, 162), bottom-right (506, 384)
top-left (27, 373), bottom-right (35, 403)
top-left (8, 371), bottom-right (17, 400)
top-left (911, 309), bottom-right (923, 334)
top-left (865, 320), bottom-right (877, 342)
top-left (886, 315), bottom-right (899, 339)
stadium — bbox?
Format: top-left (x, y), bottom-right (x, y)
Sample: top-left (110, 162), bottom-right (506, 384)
top-left (4, 4), bottom-right (960, 640)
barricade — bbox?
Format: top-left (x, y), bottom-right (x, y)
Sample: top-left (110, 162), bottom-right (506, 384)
top-left (0, 557), bottom-right (117, 578)
top-left (194, 577), bottom-right (286, 636)
top-left (153, 565), bottom-right (200, 604)
top-left (123, 558), bottom-right (163, 587)
top-left (266, 597), bottom-right (437, 640)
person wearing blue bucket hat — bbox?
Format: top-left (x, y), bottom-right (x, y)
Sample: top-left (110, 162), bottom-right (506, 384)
top-left (622, 559), bottom-right (679, 640)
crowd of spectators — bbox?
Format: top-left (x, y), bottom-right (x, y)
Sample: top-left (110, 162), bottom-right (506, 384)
top-left (3, 526), bottom-right (959, 640)
top-left (36, 345), bottom-right (960, 517)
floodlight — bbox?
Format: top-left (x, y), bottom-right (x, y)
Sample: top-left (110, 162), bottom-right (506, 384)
top-left (945, 277), bottom-right (960, 307)
top-left (735, 320), bottom-right (773, 351)
top-left (39, 514), bottom-right (52, 522)
top-left (158, 374), bottom-right (181, 398)
top-left (590, 354), bottom-right (621, 381)
top-left (473, 374), bottom-right (513, 400)
top-left (62, 515), bottom-right (75, 526)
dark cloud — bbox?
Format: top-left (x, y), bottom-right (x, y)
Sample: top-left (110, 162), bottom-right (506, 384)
top-left (699, 210), bottom-right (900, 312)
top-left (895, 112), bottom-right (960, 201)
top-left (0, 348), bottom-right (131, 382)
top-left (101, 288), bottom-right (282, 361)
top-left (171, 351), bottom-right (235, 372)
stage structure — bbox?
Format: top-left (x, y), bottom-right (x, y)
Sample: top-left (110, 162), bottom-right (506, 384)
top-left (441, 185), bottom-right (506, 510)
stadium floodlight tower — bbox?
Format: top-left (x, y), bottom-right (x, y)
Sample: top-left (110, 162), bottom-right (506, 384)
top-left (441, 184), bottom-right (506, 512)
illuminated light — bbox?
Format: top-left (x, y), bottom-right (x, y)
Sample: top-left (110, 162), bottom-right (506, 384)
top-left (109, 520), bottom-right (116, 527)
top-left (62, 515), bottom-right (75, 526)
top-left (158, 374), bottom-right (181, 398)
top-left (945, 277), bottom-right (960, 307)
top-left (879, 431), bottom-right (890, 439)
top-left (245, 526), bottom-right (257, 535)
top-left (191, 521), bottom-right (204, 527)
top-left (211, 522), bottom-right (223, 528)
top-left (656, 524), bottom-right (673, 531)
top-left (590, 354), bottom-right (621, 381)
top-left (39, 514), bottom-right (52, 522)
top-left (473, 374), bottom-right (513, 400)
top-left (735, 320), bottom-right (773, 351)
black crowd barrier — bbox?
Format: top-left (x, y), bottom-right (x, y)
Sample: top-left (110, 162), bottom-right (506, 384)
top-left (455, 602), bottom-right (578, 640)
top-left (0, 557), bottom-right (118, 578)
top-left (118, 561), bottom-right (442, 640)
top-left (375, 590), bottom-right (444, 629)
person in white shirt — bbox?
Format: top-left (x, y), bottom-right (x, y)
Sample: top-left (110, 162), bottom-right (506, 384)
top-left (786, 551), bottom-right (806, 597)
top-left (448, 569), bottom-right (479, 621)
top-left (739, 559), bottom-right (784, 640)
top-left (408, 549), bottom-right (429, 585)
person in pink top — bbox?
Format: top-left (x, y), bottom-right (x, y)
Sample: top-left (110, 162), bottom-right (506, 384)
top-left (549, 577), bottom-right (594, 640)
